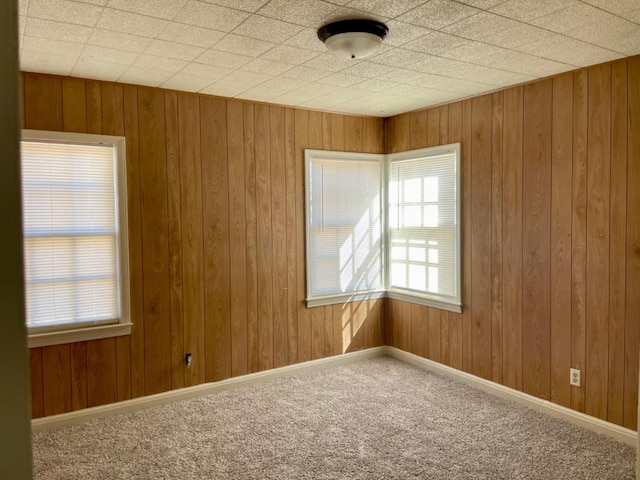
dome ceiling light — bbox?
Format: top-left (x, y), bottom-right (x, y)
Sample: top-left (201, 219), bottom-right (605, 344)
top-left (317, 19), bottom-right (389, 60)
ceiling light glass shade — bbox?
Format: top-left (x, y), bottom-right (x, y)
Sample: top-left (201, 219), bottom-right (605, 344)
top-left (318, 19), bottom-right (388, 60)
top-left (324, 31), bottom-right (383, 59)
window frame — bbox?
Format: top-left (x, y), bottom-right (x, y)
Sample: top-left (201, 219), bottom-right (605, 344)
top-left (385, 144), bottom-right (462, 313)
top-left (304, 149), bottom-right (386, 308)
top-left (21, 129), bottom-right (131, 348)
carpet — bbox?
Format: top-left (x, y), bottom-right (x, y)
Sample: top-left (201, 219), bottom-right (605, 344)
top-left (32, 357), bottom-right (636, 479)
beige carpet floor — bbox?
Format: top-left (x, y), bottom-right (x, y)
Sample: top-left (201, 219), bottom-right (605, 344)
top-left (33, 356), bottom-right (635, 479)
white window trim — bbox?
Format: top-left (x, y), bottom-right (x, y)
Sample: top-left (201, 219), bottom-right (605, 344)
top-left (385, 144), bottom-right (462, 313)
top-left (304, 144), bottom-right (462, 313)
top-left (21, 129), bottom-right (131, 348)
top-left (305, 149), bottom-right (386, 308)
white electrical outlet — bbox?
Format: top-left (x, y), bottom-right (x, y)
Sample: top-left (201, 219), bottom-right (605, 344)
top-left (570, 368), bottom-right (581, 387)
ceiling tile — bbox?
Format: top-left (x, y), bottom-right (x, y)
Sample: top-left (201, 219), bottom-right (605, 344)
top-left (518, 35), bottom-right (622, 66)
top-left (303, 53), bottom-right (354, 72)
top-left (317, 72), bottom-right (365, 86)
top-left (331, 87), bottom-right (372, 99)
top-left (258, 76), bottom-right (310, 91)
top-left (259, 45), bottom-right (321, 65)
top-left (295, 82), bottom-right (340, 96)
top-left (440, 41), bottom-right (506, 62)
top-left (144, 40), bottom-right (205, 61)
top-left (454, 0), bottom-right (506, 8)
top-left (489, 0), bottom-right (578, 22)
top-left (345, 0), bottom-right (427, 19)
top-left (106, 0), bottom-right (188, 20)
top-left (572, 0), bottom-right (639, 16)
top-left (161, 73), bottom-right (215, 92)
top-left (239, 58), bottom-right (294, 75)
top-left (475, 49), bottom-right (571, 77)
top-left (72, 58), bottom-right (128, 81)
top-left (397, 0), bottom-right (480, 29)
top-left (483, 24), bottom-right (549, 49)
top-left (316, 7), bottom-right (389, 29)
top-left (22, 35), bottom-right (83, 57)
top-left (298, 95), bottom-right (347, 110)
top-left (383, 68), bottom-right (429, 84)
top-left (342, 61), bottom-right (394, 78)
top-left (173, 1), bottom-right (250, 31)
top-left (135, 54), bottom-right (188, 72)
top-left (201, 0), bottom-right (270, 13)
top-left (383, 20), bottom-right (433, 46)
top-left (29, 0), bottom-right (103, 26)
top-left (88, 29), bottom-right (152, 53)
top-left (82, 44), bottom-right (139, 64)
top-left (195, 49), bottom-right (253, 69)
top-left (441, 11), bottom-right (522, 40)
top-left (402, 31), bottom-right (468, 55)
top-left (19, 15), bottom-right (26, 35)
top-left (567, 17), bottom-right (640, 55)
top-left (25, 17), bottom-right (92, 43)
top-left (20, 49), bottom-right (78, 75)
top-left (231, 15), bottom-right (303, 43)
top-left (528, 3), bottom-right (614, 33)
top-left (182, 62), bottom-right (232, 79)
top-left (97, 8), bottom-right (169, 37)
top-left (19, 0), bottom-right (28, 16)
top-left (628, 9), bottom-right (640, 23)
top-left (119, 66), bottom-right (175, 87)
top-left (211, 34), bottom-right (276, 57)
top-left (235, 83), bottom-right (289, 102)
top-left (283, 28), bottom-right (328, 52)
top-left (157, 23), bottom-right (225, 48)
top-left (258, 0), bottom-right (339, 27)
top-left (280, 65), bottom-right (331, 82)
top-left (369, 47), bottom-right (431, 68)
top-left (201, 70), bottom-right (272, 97)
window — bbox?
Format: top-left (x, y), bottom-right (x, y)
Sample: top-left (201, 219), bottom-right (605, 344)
top-left (305, 144), bottom-right (461, 313)
top-left (305, 150), bottom-right (385, 307)
top-left (21, 130), bottom-right (131, 348)
top-left (387, 145), bottom-right (461, 311)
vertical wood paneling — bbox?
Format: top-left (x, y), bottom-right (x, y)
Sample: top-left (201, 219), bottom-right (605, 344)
top-left (164, 91), bottom-right (185, 391)
top-left (201, 97), bottom-right (231, 381)
top-left (123, 85), bottom-right (145, 398)
top-left (271, 106), bottom-right (288, 368)
top-left (411, 303), bottom-right (427, 357)
top-left (285, 108), bottom-right (298, 365)
top-left (24, 74), bottom-right (62, 130)
top-left (550, 74), bottom-right (573, 408)
top-left (61, 78), bottom-right (87, 133)
top-left (427, 108), bottom-right (439, 147)
top-left (255, 104), bottom-right (273, 372)
top-left (624, 57), bottom-right (640, 430)
top-left (70, 343), bottom-right (87, 410)
top-left (86, 338), bottom-right (117, 407)
top-left (138, 88), bottom-right (172, 395)
top-left (410, 109), bottom-right (427, 149)
top-left (491, 92), bottom-right (503, 383)
top-left (608, 61), bottom-right (627, 425)
top-left (179, 93), bottom-right (205, 386)
top-left (115, 337), bottom-right (131, 402)
top-left (428, 308), bottom-right (441, 362)
top-left (572, 70), bottom-right (589, 412)
top-left (228, 100), bottom-right (248, 376)
top-left (86, 80), bottom-right (102, 134)
top-left (586, 65), bottom-right (611, 420)
top-left (30, 349), bottom-right (44, 418)
top-left (522, 79), bottom-right (552, 400)
top-left (502, 86), bottom-right (524, 391)
top-left (101, 83), bottom-right (124, 137)
top-left (461, 99), bottom-right (473, 374)
top-left (42, 345), bottom-right (71, 416)
top-left (244, 103), bottom-right (259, 373)
top-left (471, 95), bottom-right (493, 380)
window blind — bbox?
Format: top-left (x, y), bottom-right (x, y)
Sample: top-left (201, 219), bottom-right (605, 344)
top-left (307, 155), bottom-right (383, 301)
top-left (388, 151), bottom-right (459, 304)
top-left (21, 140), bottom-right (120, 331)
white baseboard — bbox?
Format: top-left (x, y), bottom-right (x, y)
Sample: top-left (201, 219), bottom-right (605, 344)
top-left (31, 347), bottom-right (387, 432)
top-left (32, 344), bottom-right (638, 449)
top-left (386, 346), bottom-right (638, 447)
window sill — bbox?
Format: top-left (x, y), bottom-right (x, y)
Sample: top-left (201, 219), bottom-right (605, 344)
top-left (386, 290), bottom-right (462, 313)
top-left (28, 323), bottom-right (132, 348)
top-left (306, 290), bottom-right (385, 308)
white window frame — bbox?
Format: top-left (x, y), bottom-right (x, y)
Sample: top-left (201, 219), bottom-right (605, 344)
top-left (304, 144), bottom-right (461, 313)
top-left (305, 149), bottom-right (386, 308)
top-left (21, 130), bottom-right (131, 348)
top-left (385, 144), bottom-right (462, 313)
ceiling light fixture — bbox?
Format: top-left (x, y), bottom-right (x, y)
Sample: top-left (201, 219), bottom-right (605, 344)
top-left (317, 19), bottom-right (388, 60)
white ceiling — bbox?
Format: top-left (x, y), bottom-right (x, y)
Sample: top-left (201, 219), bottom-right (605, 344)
top-left (18, 0), bottom-right (640, 117)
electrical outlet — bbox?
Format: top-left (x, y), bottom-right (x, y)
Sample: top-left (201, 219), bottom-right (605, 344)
top-left (570, 368), bottom-right (580, 387)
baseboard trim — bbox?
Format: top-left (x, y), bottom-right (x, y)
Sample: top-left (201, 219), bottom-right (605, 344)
top-left (386, 346), bottom-right (637, 447)
top-left (32, 346), bottom-right (387, 432)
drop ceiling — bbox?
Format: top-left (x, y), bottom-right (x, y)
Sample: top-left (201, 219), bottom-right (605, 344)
top-left (18, 0), bottom-right (640, 117)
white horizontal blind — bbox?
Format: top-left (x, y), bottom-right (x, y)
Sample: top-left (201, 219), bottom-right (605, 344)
top-left (307, 155), bottom-right (382, 300)
top-left (389, 150), bottom-right (459, 304)
top-left (21, 140), bottom-right (120, 331)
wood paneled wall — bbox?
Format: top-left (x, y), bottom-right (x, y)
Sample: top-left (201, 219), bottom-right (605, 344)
top-left (22, 72), bottom-right (385, 418)
top-left (385, 57), bottom-right (640, 430)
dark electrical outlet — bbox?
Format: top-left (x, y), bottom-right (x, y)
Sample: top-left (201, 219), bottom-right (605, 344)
top-left (185, 353), bottom-right (192, 366)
